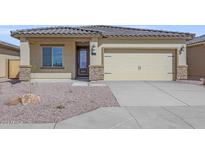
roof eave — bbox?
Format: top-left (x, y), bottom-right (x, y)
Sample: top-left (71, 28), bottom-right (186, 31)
top-left (187, 41), bottom-right (205, 47)
top-left (103, 35), bottom-right (193, 40)
top-left (11, 34), bottom-right (102, 39)
top-left (0, 42), bottom-right (19, 51)
top-left (11, 33), bottom-right (193, 41)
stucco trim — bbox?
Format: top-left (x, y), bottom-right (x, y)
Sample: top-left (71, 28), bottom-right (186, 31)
top-left (31, 73), bottom-right (71, 79)
top-left (187, 42), bottom-right (205, 47)
top-left (100, 44), bottom-right (184, 49)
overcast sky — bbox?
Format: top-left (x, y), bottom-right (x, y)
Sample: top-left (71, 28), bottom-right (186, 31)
top-left (1, 25), bottom-right (205, 46)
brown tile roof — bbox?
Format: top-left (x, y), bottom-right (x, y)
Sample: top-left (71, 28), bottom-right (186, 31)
top-left (11, 26), bottom-right (101, 37)
top-left (11, 25), bottom-right (194, 40)
top-left (80, 25), bottom-right (194, 39)
top-left (0, 40), bottom-right (19, 51)
top-left (187, 34), bottom-right (205, 46)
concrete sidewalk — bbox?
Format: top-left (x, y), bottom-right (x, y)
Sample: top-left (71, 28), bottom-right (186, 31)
top-left (54, 106), bottom-right (205, 129)
top-left (55, 107), bottom-right (140, 129)
top-left (1, 106), bottom-right (205, 129)
top-left (0, 123), bottom-right (55, 129)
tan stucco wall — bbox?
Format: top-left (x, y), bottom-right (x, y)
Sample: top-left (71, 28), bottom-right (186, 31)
top-left (0, 47), bottom-right (20, 78)
top-left (28, 37), bottom-right (90, 79)
top-left (96, 38), bottom-right (187, 66)
top-left (25, 37), bottom-right (187, 79)
top-left (99, 39), bottom-right (186, 45)
top-left (20, 41), bottom-right (30, 65)
top-left (187, 44), bottom-right (205, 79)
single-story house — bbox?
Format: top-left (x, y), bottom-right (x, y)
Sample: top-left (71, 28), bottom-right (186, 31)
top-left (11, 25), bottom-right (194, 81)
top-left (187, 35), bottom-right (205, 80)
top-left (0, 40), bottom-right (20, 78)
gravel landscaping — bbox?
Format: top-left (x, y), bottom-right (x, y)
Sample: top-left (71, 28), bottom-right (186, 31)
top-left (0, 81), bottom-right (119, 124)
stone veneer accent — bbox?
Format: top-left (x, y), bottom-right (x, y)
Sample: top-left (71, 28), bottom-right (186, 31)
top-left (19, 65), bottom-right (32, 81)
top-left (89, 65), bottom-right (104, 81)
top-left (177, 65), bottom-right (188, 80)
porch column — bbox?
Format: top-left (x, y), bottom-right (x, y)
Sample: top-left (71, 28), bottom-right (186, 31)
top-left (89, 38), bottom-right (104, 81)
top-left (177, 44), bottom-right (188, 80)
top-left (19, 40), bottom-right (31, 81)
top-left (89, 38), bottom-right (98, 65)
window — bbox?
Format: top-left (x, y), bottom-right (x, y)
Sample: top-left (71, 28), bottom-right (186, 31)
top-left (80, 50), bottom-right (87, 69)
top-left (42, 47), bottom-right (63, 67)
top-left (42, 47), bottom-right (52, 66)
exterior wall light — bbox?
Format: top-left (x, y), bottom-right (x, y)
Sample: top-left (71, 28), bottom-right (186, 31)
top-left (179, 46), bottom-right (184, 55)
top-left (91, 44), bottom-right (97, 55)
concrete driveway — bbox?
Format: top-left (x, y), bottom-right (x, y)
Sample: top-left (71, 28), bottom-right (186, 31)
top-left (54, 106), bottom-right (205, 129)
top-left (107, 81), bottom-right (205, 106)
top-left (54, 81), bottom-right (205, 129)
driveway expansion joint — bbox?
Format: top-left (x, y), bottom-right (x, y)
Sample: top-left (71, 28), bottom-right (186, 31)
top-left (124, 107), bottom-right (142, 129)
top-left (110, 118), bottom-right (137, 129)
top-left (53, 122), bottom-right (58, 129)
top-left (161, 106), bottom-right (195, 129)
top-left (145, 81), bottom-right (190, 107)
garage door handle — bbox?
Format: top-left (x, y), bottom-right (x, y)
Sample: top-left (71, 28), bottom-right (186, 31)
top-left (104, 72), bottom-right (112, 74)
top-left (104, 56), bottom-right (112, 58)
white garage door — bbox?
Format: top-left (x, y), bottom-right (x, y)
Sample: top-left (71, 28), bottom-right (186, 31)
top-left (104, 49), bottom-right (175, 81)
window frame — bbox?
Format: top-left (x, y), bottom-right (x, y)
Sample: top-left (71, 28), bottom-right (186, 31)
top-left (41, 46), bottom-right (64, 68)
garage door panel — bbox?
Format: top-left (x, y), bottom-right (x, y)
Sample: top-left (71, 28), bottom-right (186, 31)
top-left (105, 53), bottom-right (172, 63)
top-left (105, 73), bottom-right (173, 81)
top-left (105, 72), bottom-right (173, 81)
top-left (104, 50), bottom-right (174, 81)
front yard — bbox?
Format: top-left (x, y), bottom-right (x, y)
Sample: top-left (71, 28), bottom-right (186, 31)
top-left (0, 81), bottom-right (119, 123)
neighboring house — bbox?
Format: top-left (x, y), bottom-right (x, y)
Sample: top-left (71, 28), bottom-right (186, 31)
top-left (0, 40), bottom-right (20, 78)
top-left (11, 25), bottom-right (193, 81)
top-left (187, 35), bottom-right (205, 80)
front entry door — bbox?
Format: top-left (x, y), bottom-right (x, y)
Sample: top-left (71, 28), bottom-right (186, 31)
top-left (77, 47), bottom-right (89, 77)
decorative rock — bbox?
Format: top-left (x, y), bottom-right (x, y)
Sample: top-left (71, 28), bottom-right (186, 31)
top-left (200, 78), bottom-right (205, 85)
top-left (21, 94), bottom-right (40, 105)
top-left (6, 94), bottom-right (40, 106)
top-left (5, 97), bottom-right (21, 106)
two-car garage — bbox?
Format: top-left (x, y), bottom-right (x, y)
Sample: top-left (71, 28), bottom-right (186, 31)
top-left (104, 49), bottom-right (176, 81)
